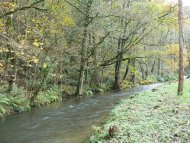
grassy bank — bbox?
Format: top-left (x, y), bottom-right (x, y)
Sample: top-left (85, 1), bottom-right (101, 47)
top-left (86, 80), bottom-right (190, 143)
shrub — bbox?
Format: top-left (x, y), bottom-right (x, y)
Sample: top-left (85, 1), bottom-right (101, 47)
top-left (34, 86), bottom-right (62, 106)
top-left (156, 75), bottom-right (177, 82)
top-left (84, 90), bottom-right (93, 96)
top-left (8, 96), bottom-right (30, 113)
top-left (120, 80), bottom-right (134, 89)
top-left (61, 85), bottom-right (76, 96)
top-left (139, 76), bottom-right (156, 85)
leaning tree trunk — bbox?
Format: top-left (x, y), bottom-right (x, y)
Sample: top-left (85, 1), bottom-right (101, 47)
top-left (178, 0), bottom-right (184, 95)
top-left (123, 59), bottom-right (131, 80)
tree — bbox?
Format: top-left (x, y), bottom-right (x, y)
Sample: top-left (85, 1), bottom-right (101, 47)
top-left (178, 0), bottom-right (184, 95)
top-left (0, 0), bottom-right (180, 107)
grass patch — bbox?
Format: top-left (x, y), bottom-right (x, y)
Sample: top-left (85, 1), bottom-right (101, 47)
top-left (86, 80), bottom-right (190, 143)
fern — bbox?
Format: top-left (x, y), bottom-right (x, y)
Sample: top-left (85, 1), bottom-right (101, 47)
top-left (34, 94), bottom-right (51, 106)
top-left (34, 86), bottom-right (62, 106)
top-left (47, 94), bottom-right (61, 102)
top-left (8, 96), bottom-right (30, 112)
top-left (0, 105), bottom-right (7, 114)
top-left (0, 96), bottom-right (10, 105)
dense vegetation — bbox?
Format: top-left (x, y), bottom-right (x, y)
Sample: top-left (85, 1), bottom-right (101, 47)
top-left (0, 0), bottom-right (189, 116)
top-left (86, 80), bottom-right (190, 143)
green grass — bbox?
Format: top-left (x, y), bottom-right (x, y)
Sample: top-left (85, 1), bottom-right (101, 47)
top-left (86, 80), bottom-right (190, 143)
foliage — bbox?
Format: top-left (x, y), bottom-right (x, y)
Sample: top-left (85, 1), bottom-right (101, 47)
top-left (120, 80), bottom-right (134, 89)
top-left (0, 85), bottom-right (62, 116)
top-left (166, 44), bottom-right (189, 71)
top-left (98, 84), bottom-right (112, 92)
top-left (0, 0), bottom-right (184, 117)
top-left (33, 85), bottom-right (62, 107)
top-left (0, 92), bottom-right (30, 116)
top-left (157, 74), bottom-right (177, 82)
top-left (139, 76), bottom-right (157, 85)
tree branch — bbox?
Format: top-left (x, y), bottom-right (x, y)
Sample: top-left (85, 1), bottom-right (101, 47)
top-left (0, 0), bottom-right (45, 18)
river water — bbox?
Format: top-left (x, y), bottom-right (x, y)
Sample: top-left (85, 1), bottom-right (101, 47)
top-left (0, 83), bottom-right (161, 143)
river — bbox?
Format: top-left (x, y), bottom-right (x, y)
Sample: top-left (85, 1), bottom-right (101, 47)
top-left (0, 83), bottom-right (161, 143)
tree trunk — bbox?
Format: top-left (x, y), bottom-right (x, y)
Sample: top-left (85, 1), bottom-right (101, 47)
top-left (75, 0), bottom-right (93, 97)
top-left (7, 49), bottom-right (17, 93)
top-left (91, 33), bottom-right (100, 90)
top-left (113, 38), bottom-right (124, 90)
top-left (113, 1), bottom-right (127, 90)
top-left (130, 58), bottom-right (136, 84)
top-left (145, 62), bottom-right (149, 79)
top-left (178, 0), bottom-right (184, 95)
top-left (151, 59), bottom-right (156, 74)
top-left (157, 57), bottom-right (161, 76)
top-left (123, 59), bottom-right (131, 80)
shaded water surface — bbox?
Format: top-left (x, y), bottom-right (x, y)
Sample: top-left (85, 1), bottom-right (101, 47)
top-left (0, 84), bottom-right (161, 143)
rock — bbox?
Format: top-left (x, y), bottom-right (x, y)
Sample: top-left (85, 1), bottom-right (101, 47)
top-left (108, 125), bottom-right (118, 137)
top-left (153, 105), bottom-right (160, 109)
top-left (152, 88), bottom-right (158, 92)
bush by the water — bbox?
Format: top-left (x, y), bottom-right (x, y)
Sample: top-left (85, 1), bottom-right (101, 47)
top-left (0, 85), bottom-right (62, 117)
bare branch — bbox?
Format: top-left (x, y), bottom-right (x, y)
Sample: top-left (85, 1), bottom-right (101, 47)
top-left (0, 0), bottom-right (45, 18)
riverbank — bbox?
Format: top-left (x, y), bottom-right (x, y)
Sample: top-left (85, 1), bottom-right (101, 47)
top-left (0, 83), bottom-right (162, 143)
top-left (86, 80), bottom-right (190, 143)
top-left (0, 78), bottom-right (158, 118)
top-left (0, 86), bottom-right (62, 117)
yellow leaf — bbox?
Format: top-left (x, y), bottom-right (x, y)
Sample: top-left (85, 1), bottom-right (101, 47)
top-left (33, 40), bottom-right (40, 47)
top-left (33, 58), bottom-right (39, 64)
top-left (20, 51), bottom-right (24, 55)
top-left (43, 63), bottom-right (47, 68)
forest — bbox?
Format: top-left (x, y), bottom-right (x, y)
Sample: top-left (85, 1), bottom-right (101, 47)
top-left (0, 0), bottom-right (190, 143)
top-left (0, 0), bottom-right (187, 113)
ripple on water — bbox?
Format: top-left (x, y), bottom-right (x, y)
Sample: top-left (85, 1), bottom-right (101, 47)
top-left (30, 124), bottom-right (40, 129)
top-left (42, 116), bottom-right (50, 120)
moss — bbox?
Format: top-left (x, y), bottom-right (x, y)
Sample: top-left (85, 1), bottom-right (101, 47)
top-left (86, 80), bottom-right (190, 143)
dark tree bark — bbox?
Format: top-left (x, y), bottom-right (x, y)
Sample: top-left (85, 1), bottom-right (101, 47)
top-left (130, 58), bottom-right (136, 84)
top-left (151, 59), bottom-right (156, 74)
top-left (113, 38), bottom-right (124, 90)
top-left (157, 57), bottom-right (161, 76)
top-left (178, 0), bottom-right (184, 95)
top-left (123, 59), bottom-right (131, 80)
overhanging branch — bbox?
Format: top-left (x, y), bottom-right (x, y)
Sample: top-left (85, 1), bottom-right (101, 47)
top-left (0, 0), bottom-right (45, 18)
